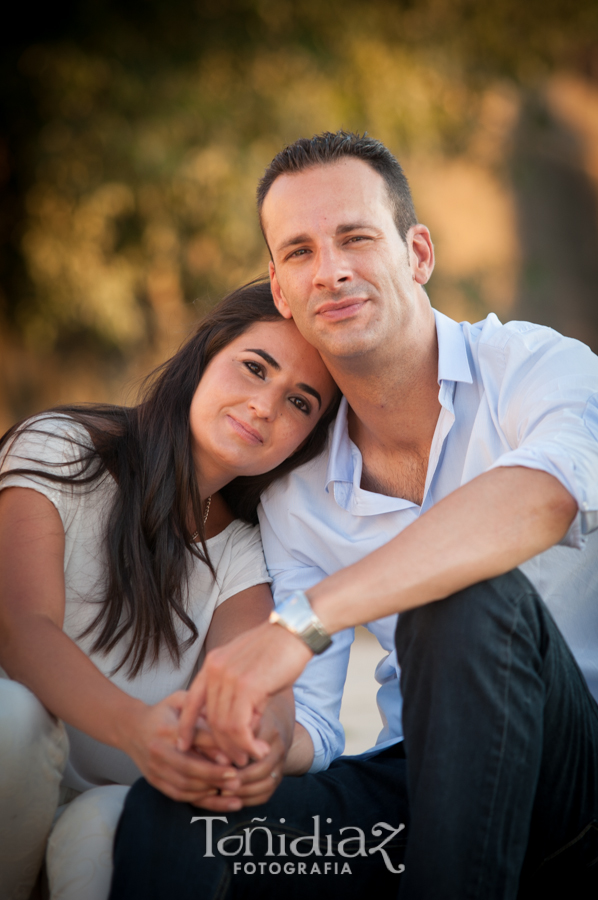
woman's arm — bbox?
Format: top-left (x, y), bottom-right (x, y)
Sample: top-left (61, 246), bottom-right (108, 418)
top-left (0, 487), bottom-right (244, 804)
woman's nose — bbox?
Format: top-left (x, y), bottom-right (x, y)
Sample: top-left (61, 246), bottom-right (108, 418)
top-left (248, 388), bottom-right (279, 420)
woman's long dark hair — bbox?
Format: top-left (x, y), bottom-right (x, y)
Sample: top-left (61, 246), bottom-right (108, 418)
top-left (0, 279), bottom-right (340, 676)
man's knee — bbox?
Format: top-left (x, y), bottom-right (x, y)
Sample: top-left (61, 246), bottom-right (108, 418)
top-left (114, 778), bottom-right (191, 853)
top-left (395, 569), bottom-right (541, 665)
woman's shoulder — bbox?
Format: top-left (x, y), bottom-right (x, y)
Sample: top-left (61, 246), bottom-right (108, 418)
top-left (204, 509), bottom-right (270, 593)
top-left (0, 413), bottom-right (114, 533)
top-left (7, 412), bottom-right (93, 443)
top-left (1, 413), bottom-right (95, 469)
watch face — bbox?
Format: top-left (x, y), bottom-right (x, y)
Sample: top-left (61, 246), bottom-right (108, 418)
top-left (271, 592), bottom-right (331, 653)
top-left (302, 622), bottom-right (332, 655)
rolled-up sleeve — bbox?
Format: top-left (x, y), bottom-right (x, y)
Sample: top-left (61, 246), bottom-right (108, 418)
top-left (258, 502), bottom-right (348, 772)
top-left (480, 323), bottom-right (598, 547)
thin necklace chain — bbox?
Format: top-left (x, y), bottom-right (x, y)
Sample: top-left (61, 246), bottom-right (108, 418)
top-left (191, 495), bottom-right (212, 541)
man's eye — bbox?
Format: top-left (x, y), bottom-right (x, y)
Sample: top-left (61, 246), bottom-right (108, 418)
top-left (290, 396), bottom-right (310, 414)
top-left (289, 248), bottom-right (309, 259)
top-left (244, 360), bottom-right (265, 378)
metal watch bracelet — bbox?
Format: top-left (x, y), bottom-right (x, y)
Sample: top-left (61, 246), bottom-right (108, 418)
top-left (269, 590), bottom-right (332, 655)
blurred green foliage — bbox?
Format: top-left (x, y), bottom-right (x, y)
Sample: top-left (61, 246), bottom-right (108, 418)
top-left (0, 0), bottom-right (597, 419)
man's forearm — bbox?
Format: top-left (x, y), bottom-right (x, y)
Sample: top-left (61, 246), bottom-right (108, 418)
top-left (184, 466), bottom-right (577, 764)
top-left (308, 467), bottom-right (577, 634)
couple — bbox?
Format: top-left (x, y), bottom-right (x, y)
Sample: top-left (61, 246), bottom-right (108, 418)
top-left (2, 131), bottom-right (598, 899)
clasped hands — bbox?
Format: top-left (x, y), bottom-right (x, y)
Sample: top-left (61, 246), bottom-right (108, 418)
top-left (127, 686), bottom-right (291, 812)
top-left (128, 621), bottom-right (313, 810)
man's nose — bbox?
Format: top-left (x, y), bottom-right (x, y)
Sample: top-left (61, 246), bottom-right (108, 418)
top-left (313, 245), bottom-right (352, 291)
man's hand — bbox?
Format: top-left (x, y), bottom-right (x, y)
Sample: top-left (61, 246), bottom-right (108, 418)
top-left (178, 623), bottom-right (312, 765)
top-left (221, 696), bottom-right (294, 805)
top-left (183, 690), bottom-right (295, 809)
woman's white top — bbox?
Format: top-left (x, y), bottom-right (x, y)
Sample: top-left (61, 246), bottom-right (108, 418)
top-left (0, 416), bottom-right (271, 790)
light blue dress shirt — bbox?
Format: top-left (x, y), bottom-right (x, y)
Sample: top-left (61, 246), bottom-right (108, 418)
top-left (258, 310), bottom-right (598, 773)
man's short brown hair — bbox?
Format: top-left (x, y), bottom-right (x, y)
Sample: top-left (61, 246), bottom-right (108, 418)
top-left (257, 130), bottom-right (418, 242)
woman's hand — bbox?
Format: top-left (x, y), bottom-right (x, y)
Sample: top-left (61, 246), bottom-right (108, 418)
top-left (120, 691), bottom-right (246, 809)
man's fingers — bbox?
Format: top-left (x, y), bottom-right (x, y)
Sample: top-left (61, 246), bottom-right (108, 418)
top-left (193, 744), bottom-right (231, 766)
top-left (209, 721), bottom-right (270, 765)
top-left (166, 690), bottom-right (188, 712)
top-left (197, 624), bottom-right (311, 760)
top-left (213, 686), bottom-right (271, 763)
top-left (177, 678), bottom-right (207, 751)
top-left (204, 673), bottom-right (251, 765)
top-left (190, 719), bottom-right (232, 765)
top-left (200, 646), bottom-right (272, 763)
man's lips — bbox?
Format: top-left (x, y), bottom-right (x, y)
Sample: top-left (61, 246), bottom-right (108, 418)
top-left (315, 298), bottom-right (368, 321)
top-left (226, 415), bottom-right (264, 444)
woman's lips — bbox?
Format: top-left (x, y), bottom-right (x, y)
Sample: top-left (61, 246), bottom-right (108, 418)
top-left (226, 415), bottom-right (263, 444)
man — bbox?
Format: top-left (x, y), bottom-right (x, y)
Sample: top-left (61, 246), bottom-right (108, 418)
top-left (110, 131), bottom-right (598, 898)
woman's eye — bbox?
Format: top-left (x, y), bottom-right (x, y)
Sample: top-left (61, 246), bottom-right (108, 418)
top-left (244, 360), bottom-right (265, 378)
top-left (290, 396), bottom-right (311, 415)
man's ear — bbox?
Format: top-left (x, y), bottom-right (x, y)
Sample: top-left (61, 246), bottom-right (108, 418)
top-left (269, 261), bottom-right (293, 319)
top-left (407, 224), bottom-right (435, 285)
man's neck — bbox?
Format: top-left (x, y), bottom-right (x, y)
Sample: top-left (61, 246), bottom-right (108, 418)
top-left (327, 306), bottom-right (440, 450)
top-left (324, 304), bottom-right (441, 504)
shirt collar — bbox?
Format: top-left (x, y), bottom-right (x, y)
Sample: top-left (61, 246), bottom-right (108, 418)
top-left (434, 308), bottom-right (473, 387)
top-left (325, 309), bottom-right (473, 506)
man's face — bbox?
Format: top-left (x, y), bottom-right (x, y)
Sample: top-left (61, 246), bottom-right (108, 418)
top-left (262, 158), bottom-right (425, 363)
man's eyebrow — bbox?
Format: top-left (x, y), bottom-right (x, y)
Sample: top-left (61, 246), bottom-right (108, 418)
top-left (335, 222), bottom-right (375, 235)
top-left (277, 223), bottom-right (376, 252)
top-left (244, 349), bottom-right (280, 370)
top-left (277, 233), bottom-right (311, 252)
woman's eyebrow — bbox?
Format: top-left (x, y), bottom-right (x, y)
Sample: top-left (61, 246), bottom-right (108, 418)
top-left (245, 348), bottom-right (322, 409)
top-left (244, 348), bottom-right (280, 370)
top-left (297, 383), bottom-right (322, 409)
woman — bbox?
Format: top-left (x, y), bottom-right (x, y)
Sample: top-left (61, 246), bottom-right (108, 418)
top-left (0, 279), bottom-right (338, 900)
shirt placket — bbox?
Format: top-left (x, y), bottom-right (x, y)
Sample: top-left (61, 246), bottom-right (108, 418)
top-left (420, 381), bottom-right (457, 513)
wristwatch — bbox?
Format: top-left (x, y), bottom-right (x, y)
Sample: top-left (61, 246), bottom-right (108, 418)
top-left (269, 590), bottom-right (332, 655)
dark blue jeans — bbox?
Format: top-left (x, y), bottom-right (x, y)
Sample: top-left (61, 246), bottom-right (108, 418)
top-left (110, 571), bottom-right (598, 899)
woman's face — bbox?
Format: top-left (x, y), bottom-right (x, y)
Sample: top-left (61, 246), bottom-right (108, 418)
top-left (189, 318), bottom-right (337, 490)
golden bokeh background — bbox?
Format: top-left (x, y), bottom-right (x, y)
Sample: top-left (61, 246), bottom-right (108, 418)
top-left (1, 0), bottom-right (597, 432)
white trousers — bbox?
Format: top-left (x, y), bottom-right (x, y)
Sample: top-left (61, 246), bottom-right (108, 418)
top-left (0, 679), bottom-right (129, 900)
